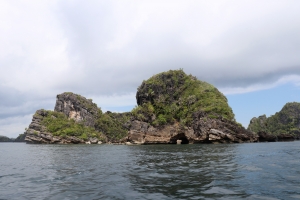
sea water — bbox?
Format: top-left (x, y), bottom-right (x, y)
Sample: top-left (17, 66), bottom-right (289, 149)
top-left (1, 142), bottom-right (300, 199)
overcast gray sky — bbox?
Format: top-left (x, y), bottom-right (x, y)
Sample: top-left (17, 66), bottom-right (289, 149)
top-left (1, 0), bottom-right (300, 137)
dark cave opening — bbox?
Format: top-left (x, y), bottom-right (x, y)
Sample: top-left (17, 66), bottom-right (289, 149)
top-left (170, 133), bottom-right (189, 144)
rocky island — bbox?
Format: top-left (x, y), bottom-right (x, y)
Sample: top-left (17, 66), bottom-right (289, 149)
top-left (127, 70), bottom-right (257, 144)
top-left (0, 135), bottom-right (14, 142)
top-left (25, 92), bottom-right (130, 144)
top-left (24, 69), bottom-right (260, 144)
top-left (0, 134), bottom-right (26, 142)
top-left (248, 102), bottom-right (300, 142)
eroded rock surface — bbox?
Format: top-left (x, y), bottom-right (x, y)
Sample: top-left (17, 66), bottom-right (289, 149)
top-left (54, 92), bottom-right (101, 127)
top-left (25, 110), bottom-right (85, 144)
top-left (126, 111), bottom-right (258, 144)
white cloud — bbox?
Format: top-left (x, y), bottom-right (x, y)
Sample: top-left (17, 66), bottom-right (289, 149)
top-left (1, 0), bottom-right (300, 136)
top-left (0, 0), bottom-right (70, 95)
top-left (221, 75), bottom-right (300, 95)
top-left (90, 93), bottom-right (136, 112)
top-left (0, 114), bottom-right (32, 138)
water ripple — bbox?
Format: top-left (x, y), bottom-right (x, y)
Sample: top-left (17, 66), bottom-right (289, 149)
top-left (0, 142), bottom-right (300, 199)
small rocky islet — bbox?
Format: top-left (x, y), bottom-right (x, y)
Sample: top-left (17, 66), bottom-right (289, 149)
top-left (248, 102), bottom-right (300, 141)
top-left (23, 69), bottom-right (299, 144)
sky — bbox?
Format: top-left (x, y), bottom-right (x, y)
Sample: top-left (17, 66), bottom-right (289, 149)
top-left (1, 0), bottom-right (300, 138)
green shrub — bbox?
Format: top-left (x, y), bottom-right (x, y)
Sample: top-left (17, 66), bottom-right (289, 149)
top-left (157, 114), bottom-right (167, 125)
top-left (40, 110), bottom-right (104, 141)
top-left (96, 112), bottom-right (130, 141)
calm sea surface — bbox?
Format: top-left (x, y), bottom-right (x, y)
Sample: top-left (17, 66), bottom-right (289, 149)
top-left (1, 142), bottom-right (300, 200)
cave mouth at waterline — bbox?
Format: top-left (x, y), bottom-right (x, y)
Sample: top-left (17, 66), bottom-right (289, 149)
top-left (170, 133), bottom-right (189, 144)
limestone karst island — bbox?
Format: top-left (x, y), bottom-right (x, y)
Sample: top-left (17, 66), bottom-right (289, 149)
top-left (22, 70), bottom-right (300, 144)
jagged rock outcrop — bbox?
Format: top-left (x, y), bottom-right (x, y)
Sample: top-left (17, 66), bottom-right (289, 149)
top-left (54, 92), bottom-right (101, 127)
top-left (248, 102), bottom-right (300, 141)
top-left (25, 93), bottom-right (106, 144)
top-left (127, 70), bottom-right (258, 144)
top-left (25, 109), bottom-right (86, 144)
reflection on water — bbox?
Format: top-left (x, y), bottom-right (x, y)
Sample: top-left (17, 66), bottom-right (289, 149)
top-left (127, 145), bottom-right (239, 199)
top-left (0, 142), bottom-right (300, 200)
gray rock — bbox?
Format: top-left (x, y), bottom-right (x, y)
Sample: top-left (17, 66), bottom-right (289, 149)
top-left (90, 137), bottom-right (99, 144)
top-left (54, 92), bottom-right (100, 127)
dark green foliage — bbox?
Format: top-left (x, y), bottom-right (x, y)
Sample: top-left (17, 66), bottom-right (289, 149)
top-left (96, 112), bottom-right (131, 141)
top-left (76, 94), bottom-right (100, 114)
top-left (40, 110), bottom-right (106, 141)
top-left (35, 91), bottom-right (131, 142)
top-left (0, 135), bottom-right (14, 142)
top-left (248, 115), bottom-right (268, 133)
top-left (15, 133), bottom-right (26, 142)
top-left (248, 102), bottom-right (300, 135)
top-left (134, 69), bottom-right (235, 126)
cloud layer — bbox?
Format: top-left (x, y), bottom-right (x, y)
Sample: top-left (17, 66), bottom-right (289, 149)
top-left (1, 0), bottom-right (300, 137)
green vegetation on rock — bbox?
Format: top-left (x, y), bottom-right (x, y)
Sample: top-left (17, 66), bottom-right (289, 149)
top-left (133, 69), bottom-right (235, 126)
top-left (248, 102), bottom-right (300, 136)
top-left (96, 112), bottom-right (131, 141)
top-left (15, 133), bottom-right (26, 142)
top-left (24, 69), bottom-right (243, 143)
top-left (39, 110), bottom-right (106, 141)
top-left (29, 90), bottom-right (132, 142)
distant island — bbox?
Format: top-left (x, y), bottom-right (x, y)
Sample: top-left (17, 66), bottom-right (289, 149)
top-left (248, 102), bottom-right (300, 141)
top-left (0, 134), bottom-right (26, 142)
top-left (6, 69), bottom-right (299, 144)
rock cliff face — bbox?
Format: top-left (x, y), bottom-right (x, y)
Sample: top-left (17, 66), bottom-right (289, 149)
top-left (54, 92), bottom-right (101, 127)
top-left (248, 102), bottom-right (300, 141)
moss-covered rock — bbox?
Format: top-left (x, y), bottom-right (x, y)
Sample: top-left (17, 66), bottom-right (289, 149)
top-left (25, 92), bottom-right (131, 144)
top-left (25, 109), bottom-right (107, 144)
top-left (134, 69), bottom-right (235, 126)
top-left (96, 111), bottom-right (131, 142)
top-left (128, 70), bottom-right (257, 144)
